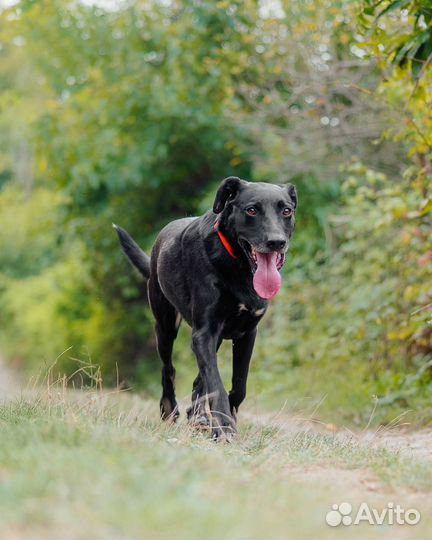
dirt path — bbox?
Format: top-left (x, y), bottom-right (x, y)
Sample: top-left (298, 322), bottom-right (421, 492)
top-left (243, 409), bottom-right (432, 462)
top-left (241, 408), bottom-right (432, 538)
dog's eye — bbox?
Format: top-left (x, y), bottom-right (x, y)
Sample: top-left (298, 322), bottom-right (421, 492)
top-left (282, 207), bottom-right (293, 217)
top-left (246, 206), bottom-right (257, 216)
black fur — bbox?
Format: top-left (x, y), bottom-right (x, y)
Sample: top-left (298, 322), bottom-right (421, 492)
top-left (113, 224), bottom-right (151, 278)
top-left (114, 177), bottom-right (297, 439)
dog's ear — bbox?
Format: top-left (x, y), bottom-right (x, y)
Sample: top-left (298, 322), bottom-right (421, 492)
top-left (285, 183), bottom-right (298, 209)
top-left (213, 176), bottom-right (245, 214)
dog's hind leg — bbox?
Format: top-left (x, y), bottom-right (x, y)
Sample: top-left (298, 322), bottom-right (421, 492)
top-left (148, 280), bottom-right (180, 421)
top-left (156, 318), bottom-right (179, 421)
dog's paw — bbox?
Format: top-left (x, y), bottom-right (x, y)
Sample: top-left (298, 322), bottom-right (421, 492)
top-left (160, 398), bottom-right (179, 423)
top-left (211, 424), bottom-right (237, 442)
top-left (210, 412), bottom-right (237, 442)
top-left (187, 405), bottom-right (211, 431)
top-left (190, 414), bottom-right (211, 431)
top-left (187, 398), bottom-right (209, 424)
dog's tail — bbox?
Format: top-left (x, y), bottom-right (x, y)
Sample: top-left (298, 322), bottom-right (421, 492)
top-left (113, 224), bottom-right (151, 279)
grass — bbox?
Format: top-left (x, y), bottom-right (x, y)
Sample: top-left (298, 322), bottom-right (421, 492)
top-left (1, 382), bottom-right (432, 539)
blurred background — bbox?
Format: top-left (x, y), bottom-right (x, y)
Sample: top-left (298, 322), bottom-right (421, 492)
top-left (0, 0), bottom-right (430, 426)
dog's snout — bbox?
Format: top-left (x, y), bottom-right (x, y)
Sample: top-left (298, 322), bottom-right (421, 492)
top-left (266, 238), bottom-right (286, 251)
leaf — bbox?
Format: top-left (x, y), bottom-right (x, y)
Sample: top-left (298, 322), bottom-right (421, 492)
top-left (377, 0), bottom-right (412, 18)
top-left (413, 42), bottom-right (432, 78)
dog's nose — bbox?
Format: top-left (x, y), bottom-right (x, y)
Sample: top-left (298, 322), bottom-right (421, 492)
top-left (266, 238), bottom-right (286, 251)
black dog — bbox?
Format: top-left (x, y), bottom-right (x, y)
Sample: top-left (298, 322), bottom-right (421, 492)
top-left (114, 176), bottom-right (297, 439)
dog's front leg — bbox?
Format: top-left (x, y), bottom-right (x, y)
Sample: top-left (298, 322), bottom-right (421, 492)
top-left (229, 328), bottom-right (257, 420)
top-left (191, 328), bottom-right (236, 440)
top-left (186, 373), bottom-right (209, 428)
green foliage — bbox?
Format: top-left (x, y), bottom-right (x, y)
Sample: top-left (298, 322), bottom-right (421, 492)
top-left (0, 186), bottom-right (63, 278)
top-left (0, 0), bottom-right (262, 377)
top-left (361, 0), bottom-right (432, 78)
top-left (251, 0), bottom-right (432, 424)
top-left (256, 161), bottom-right (431, 425)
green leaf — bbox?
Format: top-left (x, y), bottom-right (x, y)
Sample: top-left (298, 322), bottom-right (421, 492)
top-left (394, 30), bottom-right (432, 65)
top-left (377, 0), bottom-right (412, 18)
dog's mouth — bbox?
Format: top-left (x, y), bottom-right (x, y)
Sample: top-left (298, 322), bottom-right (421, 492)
top-left (239, 240), bottom-right (286, 271)
top-left (239, 240), bottom-right (286, 300)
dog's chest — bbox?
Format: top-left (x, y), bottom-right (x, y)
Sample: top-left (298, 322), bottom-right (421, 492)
top-left (220, 294), bottom-right (267, 339)
top-left (236, 302), bottom-right (266, 318)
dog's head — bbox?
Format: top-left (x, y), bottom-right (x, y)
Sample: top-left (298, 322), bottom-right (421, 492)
top-left (213, 176), bottom-right (297, 300)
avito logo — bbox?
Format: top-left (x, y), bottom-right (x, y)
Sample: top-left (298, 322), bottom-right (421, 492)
top-left (326, 502), bottom-right (421, 527)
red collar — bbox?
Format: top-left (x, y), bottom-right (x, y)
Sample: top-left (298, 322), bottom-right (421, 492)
top-left (214, 219), bottom-right (238, 260)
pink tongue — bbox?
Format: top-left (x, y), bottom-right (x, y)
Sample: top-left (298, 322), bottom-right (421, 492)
top-left (253, 252), bottom-right (281, 299)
